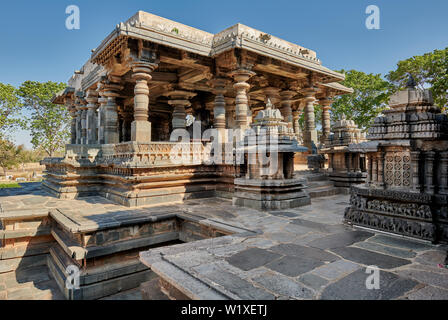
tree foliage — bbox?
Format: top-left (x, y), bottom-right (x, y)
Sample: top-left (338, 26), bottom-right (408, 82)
top-left (0, 83), bottom-right (22, 138)
top-left (0, 139), bottom-right (25, 176)
top-left (330, 70), bottom-right (392, 130)
top-left (386, 47), bottom-right (448, 111)
top-left (17, 81), bottom-right (69, 157)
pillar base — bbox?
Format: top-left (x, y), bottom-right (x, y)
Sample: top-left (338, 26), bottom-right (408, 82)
top-left (131, 120), bottom-right (152, 142)
top-left (303, 129), bottom-right (318, 152)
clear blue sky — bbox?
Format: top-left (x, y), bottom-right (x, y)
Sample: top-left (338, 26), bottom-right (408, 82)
top-left (1, 0), bottom-right (447, 148)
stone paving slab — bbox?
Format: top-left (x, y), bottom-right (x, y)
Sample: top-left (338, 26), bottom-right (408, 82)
top-left (330, 246), bottom-right (412, 269)
top-left (320, 269), bottom-right (418, 300)
top-left (2, 185), bottom-right (448, 300)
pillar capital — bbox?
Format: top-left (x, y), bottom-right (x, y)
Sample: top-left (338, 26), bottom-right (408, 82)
top-left (302, 87), bottom-right (318, 100)
top-left (319, 98), bottom-right (333, 108)
top-left (167, 90), bottom-right (196, 130)
top-left (131, 61), bottom-right (158, 82)
top-left (279, 90), bottom-right (296, 101)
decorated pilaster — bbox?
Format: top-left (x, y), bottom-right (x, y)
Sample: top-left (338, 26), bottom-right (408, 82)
top-left (102, 76), bottom-right (123, 144)
top-left (85, 89), bottom-right (98, 144)
top-left (96, 83), bottom-right (107, 144)
top-left (440, 152), bottom-right (448, 195)
top-left (67, 101), bottom-right (77, 144)
top-left (230, 68), bottom-right (255, 131)
top-left (302, 87), bottom-right (318, 151)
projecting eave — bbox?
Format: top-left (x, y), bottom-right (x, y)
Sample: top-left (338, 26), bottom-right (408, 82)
top-left (51, 87), bottom-right (75, 105)
top-left (321, 82), bottom-right (354, 95)
top-left (91, 11), bottom-right (346, 83)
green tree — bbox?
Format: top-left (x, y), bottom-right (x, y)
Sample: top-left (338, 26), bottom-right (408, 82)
top-left (17, 81), bottom-right (69, 157)
top-left (0, 139), bottom-right (25, 176)
top-left (330, 70), bottom-right (392, 129)
top-left (386, 47), bottom-right (448, 111)
top-left (0, 83), bottom-right (22, 138)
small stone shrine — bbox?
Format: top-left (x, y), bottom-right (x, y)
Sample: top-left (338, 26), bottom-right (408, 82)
top-left (344, 78), bottom-right (448, 243)
top-left (320, 115), bottom-right (367, 188)
top-left (233, 99), bottom-right (309, 209)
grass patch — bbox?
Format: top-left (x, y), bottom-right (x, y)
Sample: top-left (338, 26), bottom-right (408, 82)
top-left (0, 182), bottom-right (22, 189)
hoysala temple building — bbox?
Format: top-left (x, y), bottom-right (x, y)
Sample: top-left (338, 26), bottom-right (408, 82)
top-left (44, 11), bottom-right (353, 208)
top-left (3, 11), bottom-right (448, 301)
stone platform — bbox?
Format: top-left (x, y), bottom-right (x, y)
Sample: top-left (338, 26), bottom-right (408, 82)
top-left (1, 183), bottom-right (448, 300)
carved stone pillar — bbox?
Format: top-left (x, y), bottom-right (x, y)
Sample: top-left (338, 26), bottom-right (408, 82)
top-left (85, 90), bottom-right (98, 144)
top-left (75, 108), bottom-right (82, 144)
top-left (79, 100), bottom-right (88, 145)
top-left (102, 77), bottom-right (123, 144)
top-left (366, 154), bottom-right (372, 185)
top-left (122, 110), bottom-right (133, 142)
top-left (320, 98), bottom-right (332, 145)
top-left (372, 154), bottom-right (378, 185)
top-left (167, 90), bottom-right (197, 130)
top-left (377, 151), bottom-right (384, 187)
top-left (440, 151), bottom-right (448, 195)
top-left (211, 78), bottom-right (227, 141)
top-left (425, 151), bottom-right (435, 194)
top-left (225, 97), bottom-right (235, 129)
top-left (230, 69), bottom-right (255, 131)
top-left (96, 84), bottom-right (107, 145)
top-left (410, 151), bottom-right (421, 192)
top-left (279, 90), bottom-right (295, 136)
top-left (302, 87), bottom-right (318, 151)
top-left (68, 105), bottom-right (77, 144)
top-left (292, 107), bottom-right (302, 143)
top-left (131, 61), bottom-right (158, 142)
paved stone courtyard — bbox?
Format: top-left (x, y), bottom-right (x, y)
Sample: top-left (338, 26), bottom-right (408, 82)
top-left (1, 182), bottom-right (448, 300)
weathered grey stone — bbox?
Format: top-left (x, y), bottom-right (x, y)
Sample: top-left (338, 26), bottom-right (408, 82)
top-left (406, 285), bottom-right (448, 300)
top-left (266, 256), bottom-right (323, 277)
top-left (321, 269), bottom-right (418, 300)
top-left (355, 241), bottom-right (417, 259)
top-left (193, 263), bottom-right (275, 300)
top-left (368, 235), bottom-right (433, 251)
top-left (311, 260), bottom-right (360, 281)
top-left (226, 248), bottom-right (281, 271)
top-left (308, 230), bottom-right (374, 249)
top-left (268, 243), bottom-right (338, 262)
top-left (253, 272), bottom-right (314, 299)
top-left (297, 273), bottom-right (329, 291)
top-left (330, 247), bottom-right (411, 269)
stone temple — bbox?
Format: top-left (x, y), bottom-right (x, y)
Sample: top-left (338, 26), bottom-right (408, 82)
top-left (1, 12), bottom-right (448, 301)
top-left (43, 10), bottom-right (353, 207)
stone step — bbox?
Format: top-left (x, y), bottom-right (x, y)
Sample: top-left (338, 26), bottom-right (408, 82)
top-left (308, 186), bottom-right (342, 198)
top-left (140, 277), bottom-right (170, 300)
top-left (307, 180), bottom-right (335, 188)
top-left (0, 265), bottom-right (65, 300)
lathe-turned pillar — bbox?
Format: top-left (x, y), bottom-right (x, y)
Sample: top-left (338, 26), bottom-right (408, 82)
top-left (211, 78), bottom-right (227, 141)
top-left (319, 98), bottom-right (332, 145)
top-left (279, 90), bottom-right (296, 135)
top-left (230, 68), bottom-right (255, 131)
top-left (167, 90), bottom-right (197, 130)
top-left (131, 61), bottom-right (158, 142)
top-left (302, 87), bottom-right (318, 151)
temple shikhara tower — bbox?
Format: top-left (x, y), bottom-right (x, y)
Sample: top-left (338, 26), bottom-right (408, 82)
top-left (345, 79), bottom-right (448, 243)
top-left (44, 11), bottom-right (352, 207)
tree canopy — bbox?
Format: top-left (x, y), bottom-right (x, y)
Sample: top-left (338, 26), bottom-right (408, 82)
top-left (329, 69), bottom-right (392, 129)
top-left (0, 83), bottom-right (22, 138)
top-left (386, 47), bottom-right (448, 111)
top-left (17, 81), bottom-right (69, 157)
